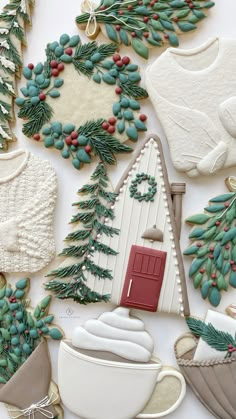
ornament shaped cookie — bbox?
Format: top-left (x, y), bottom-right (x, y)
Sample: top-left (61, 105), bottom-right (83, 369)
top-left (175, 309), bottom-right (236, 419)
top-left (184, 176), bottom-right (236, 307)
top-left (76, 0), bottom-right (215, 59)
top-left (0, 0), bottom-right (34, 150)
top-left (59, 307), bottom-right (186, 419)
top-left (48, 135), bottom-right (188, 315)
top-left (16, 34), bottom-right (148, 171)
top-left (146, 37), bottom-right (236, 177)
top-left (0, 274), bottom-right (63, 419)
top-left (0, 149), bottom-right (57, 273)
top-left (45, 162), bottom-right (119, 303)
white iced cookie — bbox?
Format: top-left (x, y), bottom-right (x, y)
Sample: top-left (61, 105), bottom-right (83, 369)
top-left (72, 307), bottom-right (154, 362)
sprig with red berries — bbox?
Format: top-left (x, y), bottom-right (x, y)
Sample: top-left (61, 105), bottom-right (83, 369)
top-left (184, 179), bottom-right (236, 307)
top-left (76, 0), bottom-right (215, 59)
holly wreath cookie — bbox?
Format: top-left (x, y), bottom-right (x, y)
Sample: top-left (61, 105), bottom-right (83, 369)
top-left (16, 33), bottom-right (148, 171)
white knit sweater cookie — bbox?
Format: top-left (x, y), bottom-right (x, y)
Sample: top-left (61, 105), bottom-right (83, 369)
top-left (0, 149), bottom-right (57, 272)
top-left (146, 37), bottom-right (236, 178)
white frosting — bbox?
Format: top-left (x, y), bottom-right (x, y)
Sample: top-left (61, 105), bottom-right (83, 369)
top-left (72, 307), bottom-right (154, 362)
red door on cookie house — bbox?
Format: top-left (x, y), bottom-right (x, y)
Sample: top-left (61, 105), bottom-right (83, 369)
top-left (120, 245), bottom-right (167, 312)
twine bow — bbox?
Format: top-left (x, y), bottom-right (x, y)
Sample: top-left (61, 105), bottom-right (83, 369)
top-left (9, 395), bottom-right (55, 419)
top-left (81, 0), bottom-right (145, 37)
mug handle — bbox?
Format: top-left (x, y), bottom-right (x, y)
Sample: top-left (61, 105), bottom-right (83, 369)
top-left (136, 369), bottom-right (186, 418)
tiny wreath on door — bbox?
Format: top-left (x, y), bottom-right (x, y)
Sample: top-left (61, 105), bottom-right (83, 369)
top-left (15, 33), bottom-right (148, 170)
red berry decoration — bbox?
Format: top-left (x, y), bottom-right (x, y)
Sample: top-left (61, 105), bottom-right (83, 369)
top-left (33, 133), bottom-right (40, 141)
top-left (189, 3), bottom-right (194, 8)
top-left (58, 63), bottom-right (65, 72)
top-left (212, 281), bottom-right (217, 287)
top-left (164, 34), bottom-right (169, 39)
top-left (215, 221), bottom-right (220, 226)
top-left (71, 131), bottom-right (78, 139)
top-left (85, 145), bottom-right (92, 153)
top-left (211, 273), bottom-right (216, 279)
top-left (209, 254), bottom-right (214, 259)
top-left (224, 203), bottom-right (229, 207)
top-left (113, 53), bottom-right (121, 62)
top-left (230, 260), bottom-right (235, 265)
top-left (4, 345), bottom-right (8, 350)
top-left (108, 125), bottom-right (115, 134)
top-left (143, 17), bottom-right (149, 23)
top-left (173, 16), bottom-right (179, 22)
top-left (51, 68), bottom-right (59, 77)
top-left (210, 246), bottom-right (214, 252)
top-left (143, 32), bottom-right (149, 38)
top-left (150, 1), bottom-right (155, 6)
top-left (196, 243), bottom-right (202, 248)
top-left (102, 122), bottom-right (109, 130)
top-left (65, 136), bottom-right (72, 145)
top-left (39, 93), bottom-right (46, 101)
top-left (225, 245), bottom-right (230, 250)
top-left (108, 117), bottom-right (116, 126)
top-left (65, 48), bottom-right (73, 56)
top-left (25, 330), bottom-right (29, 334)
top-left (122, 56), bottom-right (130, 65)
top-left (72, 139), bottom-right (78, 146)
top-left (116, 25), bottom-right (121, 31)
top-left (38, 330), bottom-right (43, 335)
top-left (153, 14), bottom-right (159, 20)
top-left (100, 5), bottom-right (106, 9)
top-left (118, 10), bottom-right (124, 14)
top-left (139, 114), bottom-right (147, 121)
top-left (224, 227), bottom-right (229, 231)
top-left (233, 266), bottom-right (236, 272)
top-left (28, 63), bottom-right (34, 70)
top-left (115, 87), bottom-right (122, 94)
top-left (139, 1), bottom-right (143, 4)
top-left (116, 60), bottom-right (123, 67)
top-left (50, 60), bottom-right (58, 69)
top-left (131, 32), bottom-right (136, 37)
top-left (199, 269), bottom-right (205, 274)
top-left (128, 5), bottom-right (133, 10)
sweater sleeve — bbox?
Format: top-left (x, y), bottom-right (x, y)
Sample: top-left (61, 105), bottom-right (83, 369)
top-left (0, 165), bottom-right (57, 262)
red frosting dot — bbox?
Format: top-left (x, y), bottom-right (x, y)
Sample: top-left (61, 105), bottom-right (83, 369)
top-left (100, 5), bottom-right (106, 9)
top-left (115, 87), bottom-right (122, 94)
top-left (108, 117), bottom-right (116, 126)
top-left (210, 247), bottom-right (214, 252)
top-left (164, 34), bottom-right (169, 39)
top-left (224, 227), bottom-right (229, 231)
top-left (65, 136), bottom-right (72, 145)
top-left (58, 63), bottom-right (65, 72)
top-left (131, 32), bottom-right (136, 37)
top-left (230, 260), bottom-right (235, 265)
top-left (225, 245), bottom-right (230, 250)
top-left (138, 1), bottom-right (143, 4)
top-left (39, 93), bottom-right (46, 101)
top-left (153, 14), bottom-right (159, 20)
top-left (4, 345), bottom-right (8, 350)
top-left (116, 60), bottom-right (123, 67)
top-left (143, 16), bottom-right (149, 23)
top-left (196, 243), bottom-right (202, 248)
top-left (128, 4), bottom-right (133, 10)
top-left (33, 133), bottom-right (40, 141)
top-left (143, 32), bottom-right (149, 38)
top-left (113, 53), bottom-right (121, 62)
top-left (173, 16), bottom-right (179, 22)
top-left (139, 114), bottom-right (147, 121)
top-left (50, 60), bottom-right (58, 69)
top-left (102, 122), bottom-right (109, 130)
top-left (209, 254), bottom-right (214, 259)
top-left (72, 139), bottom-right (78, 146)
top-left (38, 330), bottom-right (43, 335)
top-left (65, 48), bottom-right (73, 56)
top-left (108, 125), bottom-right (115, 134)
top-left (228, 344), bottom-right (234, 349)
top-left (28, 63), bottom-right (34, 70)
top-left (211, 273), bottom-right (216, 279)
top-left (150, 0), bottom-right (155, 5)
top-left (116, 25), bottom-right (121, 31)
top-left (233, 266), bottom-right (236, 272)
top-left (51, 68), bottom-right (59, 77)
top-left (225, 203), bottom-right (230, 207)
top-left (71, 131), bottom-right (78, 139)
top-left (85, 145), bottom-right (92, 153)
top-left (122, 56), bottom-right (130, 65)
top-left (189, 3), bottom-right (194, 8)
top-left (199, 269), bottom-right (205, 274)
top-left (212, 281), bottom-right (217, 286)
top-left (215, 221), bottom-right (220, 226)
top-left (118, 10), bottom-right (124, 14)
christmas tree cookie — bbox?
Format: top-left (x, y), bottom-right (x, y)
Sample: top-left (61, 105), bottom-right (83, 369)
top-left (45, 162), bottom-right (119, 303)
top-left (76, 0), bottom-right (215, 59)
top-left (0, 273), bottom-right (63, 419)
top-left (16, 34), bottom-right (148, 171)
top-left (184, 176), bottom-right (236, 307)
top-left (0, 0), bottom-right (35, 150)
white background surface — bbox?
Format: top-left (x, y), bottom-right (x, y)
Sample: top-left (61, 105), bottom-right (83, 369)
top-left (0, 0), bottom-right (235, 418)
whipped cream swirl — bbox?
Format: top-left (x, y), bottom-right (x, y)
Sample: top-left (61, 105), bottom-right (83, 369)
top-left (72, 307), bottom-right (154, 362)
